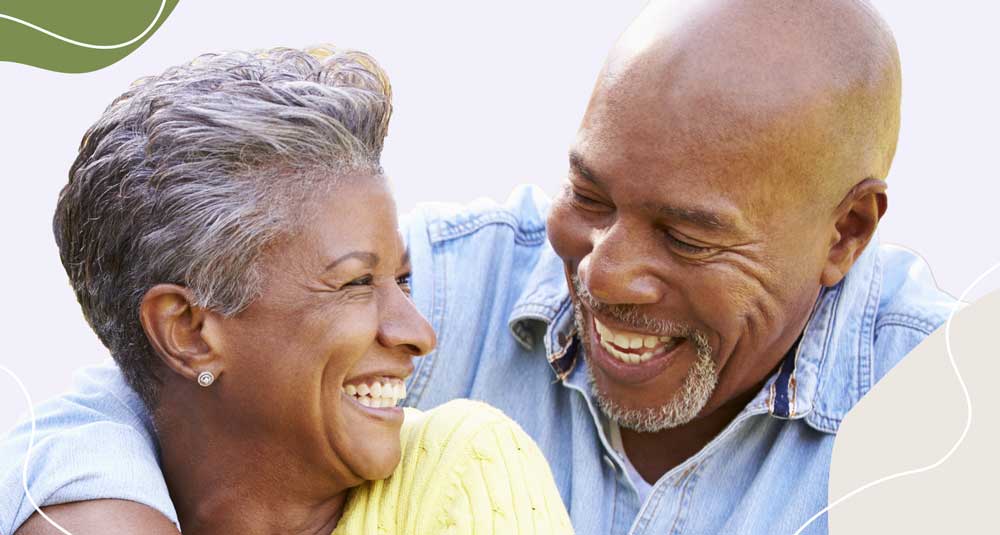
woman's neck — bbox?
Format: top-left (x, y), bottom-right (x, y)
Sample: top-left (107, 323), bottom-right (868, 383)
top-left (153, 385), bottom-right (349, 535)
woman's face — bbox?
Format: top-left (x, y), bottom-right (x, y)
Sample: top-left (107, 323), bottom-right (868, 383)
top-left (208, 175), bottom-right (435, 487)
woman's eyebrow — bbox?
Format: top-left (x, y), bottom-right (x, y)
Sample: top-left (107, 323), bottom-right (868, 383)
top-left (324, 251), bottom-right (379, 271)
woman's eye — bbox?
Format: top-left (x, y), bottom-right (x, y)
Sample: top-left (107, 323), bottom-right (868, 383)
top-left (396, 273), bottom-right (413, 294)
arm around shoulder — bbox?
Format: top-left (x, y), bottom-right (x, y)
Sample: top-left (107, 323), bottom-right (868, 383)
top-left (15, 500), bottom-right (179, 535)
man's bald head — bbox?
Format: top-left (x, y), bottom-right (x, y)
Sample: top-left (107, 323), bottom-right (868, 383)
top-left (548, 0), bottom-right (901, 434)
top-left (586, 0), bottom-right (901, 210)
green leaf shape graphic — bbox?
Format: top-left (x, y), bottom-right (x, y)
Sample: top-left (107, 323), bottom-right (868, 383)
top-left (0, 0), bottom-right (179, 73)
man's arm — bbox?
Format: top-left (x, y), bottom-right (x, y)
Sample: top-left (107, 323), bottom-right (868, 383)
top-left (15, 500), bottom-right (179, 535)
top-left (1, 363), bottom-right (177, 533)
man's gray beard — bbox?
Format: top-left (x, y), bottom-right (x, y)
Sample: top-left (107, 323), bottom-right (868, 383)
top-left (573, 301), bottom-right (718, 433)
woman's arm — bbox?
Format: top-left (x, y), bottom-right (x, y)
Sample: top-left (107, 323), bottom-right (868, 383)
top-left (15, 500), bottom-right (179, 535)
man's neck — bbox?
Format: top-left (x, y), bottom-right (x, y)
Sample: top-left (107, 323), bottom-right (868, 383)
top-left (620, 386), bottom-right (759, 484)
top-left (153, 388), bottom-right (348, 535)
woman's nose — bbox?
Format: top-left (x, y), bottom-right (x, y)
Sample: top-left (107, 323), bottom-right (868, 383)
top-left (377, 285), bottom-right (437, 357)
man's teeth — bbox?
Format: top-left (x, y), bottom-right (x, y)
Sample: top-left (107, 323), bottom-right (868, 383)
top-left (343, 379), bottom-right (406, 408)
top-left (594, 318), bottom-right (679, 364)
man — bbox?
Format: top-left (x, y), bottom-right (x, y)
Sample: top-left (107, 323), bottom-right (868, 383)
top-left (3, 0), bottom-right (954, 533)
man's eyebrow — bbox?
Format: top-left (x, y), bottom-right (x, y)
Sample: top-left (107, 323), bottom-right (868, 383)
top-left (325, 251), bottom-right (379, 271)
top-left (569, 151), bottom-right (600, 184)
top-left (652, 204), bottom-right (738, 233)
top-left (571, 150), bottom-right (740, 233)
top-left (399, 247), bottom-right (410, 269)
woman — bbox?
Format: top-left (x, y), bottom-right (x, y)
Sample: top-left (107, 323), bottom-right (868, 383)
top-left (44, 45), bottom-right (572, 534)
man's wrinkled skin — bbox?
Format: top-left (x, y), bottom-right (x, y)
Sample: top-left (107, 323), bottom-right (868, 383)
top-left (547, 0), bottom-right (899, 482)
top-left (15, 0), bottom-right (902, 532)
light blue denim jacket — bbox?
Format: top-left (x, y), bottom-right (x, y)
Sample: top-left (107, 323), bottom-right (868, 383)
top-left (1, 185), bottom-right (955, 534)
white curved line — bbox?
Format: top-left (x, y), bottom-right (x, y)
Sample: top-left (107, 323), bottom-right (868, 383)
top-left (0, 0), bottom-right (166, 51)
top-left (0, 365), bottom-right (76, 535)
top-left (792, 261), bottom-right (1000, 535)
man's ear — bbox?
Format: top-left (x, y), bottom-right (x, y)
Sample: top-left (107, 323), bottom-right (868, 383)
top-left (821, 178), bottom-right (888, 287)
top-left (139, 284), bottom-right (221, 385)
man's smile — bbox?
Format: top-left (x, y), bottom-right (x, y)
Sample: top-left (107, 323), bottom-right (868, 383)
top-left (593, 316), bottom-right (684, 364)
top-left (583, 309), bottom-right (696, 387)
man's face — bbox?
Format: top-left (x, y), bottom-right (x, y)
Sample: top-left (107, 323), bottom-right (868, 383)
top-left (546, 75), bottom-right (837, 431)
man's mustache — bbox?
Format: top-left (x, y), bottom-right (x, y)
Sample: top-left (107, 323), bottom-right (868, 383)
top-left (569, 274), bottom-right (698, 340)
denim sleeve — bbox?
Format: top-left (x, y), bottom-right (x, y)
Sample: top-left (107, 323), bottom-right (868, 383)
top-left (0, 362), bottom-right (177, 533)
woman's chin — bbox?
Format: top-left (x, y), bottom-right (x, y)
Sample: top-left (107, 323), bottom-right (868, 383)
top-left (348, 442), bottom-right (402, 482)
top-left (334, 392), bottom-right (405, 481)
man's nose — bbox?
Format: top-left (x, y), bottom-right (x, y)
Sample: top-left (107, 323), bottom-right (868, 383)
top-left (579, 222), bottom-right (664, 306)
top-left (377, 285), bottom-right (437, 357)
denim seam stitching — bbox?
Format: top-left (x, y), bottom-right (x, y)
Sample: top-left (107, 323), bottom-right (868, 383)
top-left (808, 284), bottom-right (843, 425)
top-left (511, 301), bottom-right (563, 323)
top-left (873, 313), bottom-right (938, 334)
top-left (857, 251), bottom-right (883, 400)
top-left (628, 471), bottom-right (671, 534)
top-left (428, 213), bottom-right (547, 246)
top-left (806, 411), bottom-right (842, 433)
top-left (664, 461), bottom-right (702, 535)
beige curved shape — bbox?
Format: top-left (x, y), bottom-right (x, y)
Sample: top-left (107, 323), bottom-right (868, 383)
top-left (827, 289), bottom-right (999, 533)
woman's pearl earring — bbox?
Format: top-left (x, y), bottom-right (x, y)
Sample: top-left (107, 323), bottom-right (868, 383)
top-left (197, 371), bottom-right (216, 387)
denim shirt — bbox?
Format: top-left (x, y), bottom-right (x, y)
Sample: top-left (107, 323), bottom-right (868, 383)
top-left (0, 185), bottom-right (956, 534)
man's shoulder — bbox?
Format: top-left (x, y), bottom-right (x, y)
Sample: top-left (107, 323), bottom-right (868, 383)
top-left (875, 244), bottom-right (957, 335)
top-left (0, 361), bottom-right (173, 533)
top-left (868, 244), bottom-right (958, 382)
top-left (403, 184), bottom-right (552, 248)
top-left (4, 361), bottom-right (154, 443)
top-left (803, 243), bottom-right (957, 432)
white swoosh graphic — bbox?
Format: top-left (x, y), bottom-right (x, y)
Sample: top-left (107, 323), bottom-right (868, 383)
top-left (0, 0), bottom-right (166, 51)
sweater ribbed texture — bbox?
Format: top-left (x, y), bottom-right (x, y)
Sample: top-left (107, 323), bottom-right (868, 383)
top-left (332, 399), bottom-right (573, 534)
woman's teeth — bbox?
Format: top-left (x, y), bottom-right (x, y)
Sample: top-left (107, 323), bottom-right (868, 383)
top-left (343, 379), bottom-right (406, 408)
top-left (594, 317), bottom-right (681, 364)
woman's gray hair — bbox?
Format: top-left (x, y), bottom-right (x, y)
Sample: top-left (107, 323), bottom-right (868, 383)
top-left (53, 45), bottom-right (392, 407)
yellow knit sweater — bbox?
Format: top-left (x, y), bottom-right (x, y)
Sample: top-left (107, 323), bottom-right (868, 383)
top-left (332, 399), bottom-right (573, 534)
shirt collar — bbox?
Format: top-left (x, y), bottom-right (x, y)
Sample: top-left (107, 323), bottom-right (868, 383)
top-left (508, 237), bottom-right (884, 434)
top-left (507, 240), bottom-right (571, 351)
top-left (790, 237), bottom-right (884, 432)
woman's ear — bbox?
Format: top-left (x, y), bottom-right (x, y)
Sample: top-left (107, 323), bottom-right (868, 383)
top-left (140, 284), bottom-right (222, 385)
top-left (820, 178), bottom-right (888, 287)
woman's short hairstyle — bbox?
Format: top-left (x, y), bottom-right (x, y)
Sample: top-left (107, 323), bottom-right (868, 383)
top-left (53, 45), bottom-right (392, 407)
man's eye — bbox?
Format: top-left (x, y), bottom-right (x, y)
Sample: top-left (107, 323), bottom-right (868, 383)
top-left (345, 275), bottom-right (374, 287)
top-left (571, 189), bottom-right (610, 211)
top-left (665, 232), bottom-right (713, 255)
